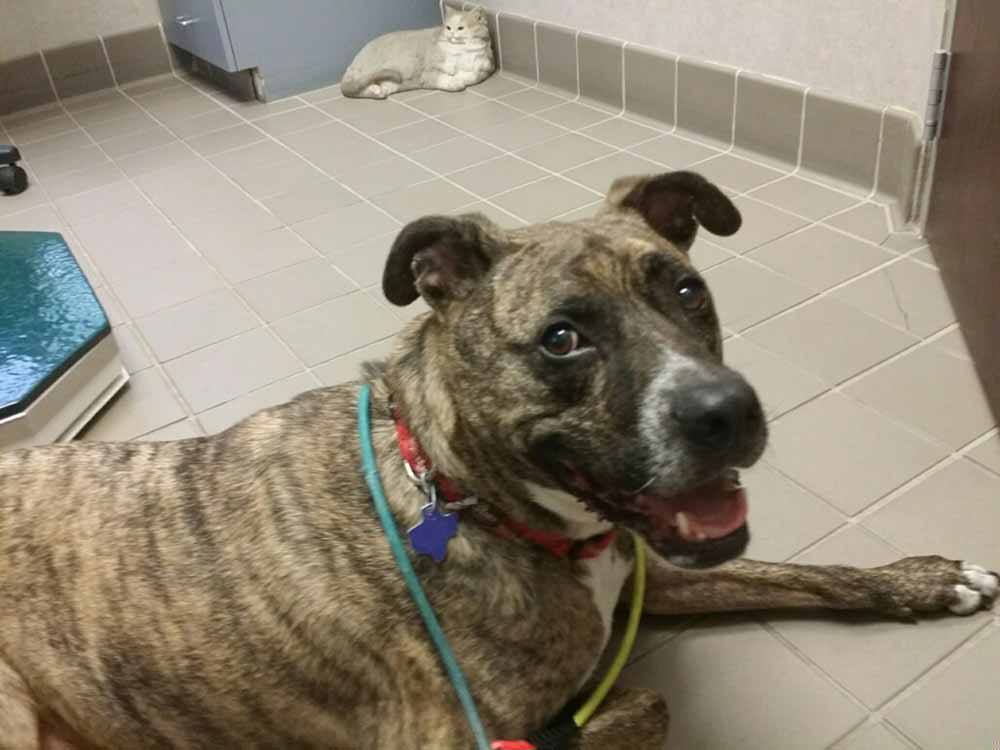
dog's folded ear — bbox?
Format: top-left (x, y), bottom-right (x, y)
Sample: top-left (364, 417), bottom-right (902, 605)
top-left (383, 214), bottom-right (503, 308)
top-left (606, 172), bottom-right (741, 250)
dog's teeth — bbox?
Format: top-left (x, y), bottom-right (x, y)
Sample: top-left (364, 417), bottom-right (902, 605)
top-left (676, 512), bottom-right (693, 540)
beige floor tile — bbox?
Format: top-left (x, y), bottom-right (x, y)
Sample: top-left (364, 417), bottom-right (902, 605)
top-left (20, 128), bottom-right (93, 160)
top-left (100, 124), bottom-right (177, 159)
top-left (63, 89), bottom-right (129, 112)
top-left (746, 297), bottom-right (918, 384)
top-left (497, 87), bottom-right (567, 114)
top-left (629, 133), bottom-right (722, 168)
top-left (551, 201), bottom-right (605, 222)
top-left (283, 121), bottom-right (396, 175)
top-left (477, 116), bottom-right (567, 151)
top-left (377, 119), bottom-right (462, 152)
top-left (410, 134), bottom-right (504, 174)
top-left (826, 202), bottom-right (892, 245)
top-left (748, 225), bottom-right (892, 292)
top-left (516, 132), bottom-right (615, 172)
top-left (137, 418), bottom-right (204, 442)
top-left (966, 433), bottom-right (1000, 475)
top-left (690, 153), bottom-right (785, 193)
top-left (314, 336), bottom-right (399, 386)
top-left (468, 74), bottom-right (529, 99)
top-left (689, 240), bottom-right (733, 271)
top-left (372, 178), bottom-right (476, 223)
top-left (928, 327), bottom-right (972, 361)
top-left (319, 97), bottom-right (425, 133)
top-left (0, 168), bottom-right (50, 217)
top-left (299, 83), bottom-right (342, 104)
top-left (116, 141), bottom-right (199, 177)
top-left (28, 144), bottom-right (110, 179)
top-left (326, 233), bottom-right (398, 288)
top-left (724, 336), bottom-right (828, 418)
top-left (72, 99), bottom-right (145, 127)
top-left (831, 259), bottom-right (955, 337)
top-left (112, 324), bottom-right (153, 374)
top-left (164, 327), bottom-right (302, 412)
top-left (261, 178), bottom-right (361, 225)
top-left (96, 106), bottom-right (166, 137)
top-left (197, 372), bottom-right (320, 434)
top-left (7, 113), bottom-right (78, 144)
top-left (82, 368), bottom-right (187, 441)
top-left (749, 175), bottom-right (859, 221)
top-left (537, 101), bottom-right (613, 130)
top-left (887, 626), bottom-right (1000, 749)
top-left (490, 175), bottom-right (602, 223)
top-left (168, 108), bottom-right (243, 139)
top-left (439, 100), bottom-right (523, 132)
top-left (621, 617), bottom-right (866, 750)
top-left (882, 231), bottom-right (928, 254)
top-left (272, 291), bottom-right (401, 366)
top-left (40, 160), bottom-right (129, 201)
top-left (741, 461), bottom-right (844, 562)
top-left (238, 257), bottom-right (355, 322)
top-left (337, 156), bottom-right (435, 198)
top-left (831, 721), bottom-right (911, 750)
top-left (111, 252), bottom-right (225, 319)
top-left (563, 151), bottom-right (663, 193)
top-left (578, 117), bottom-right (662, 148)
top-left (367, 285), bottom-right (430, 322)
top-left (136, 289), bottom-right (258, 361)
top-left (846, 346), bottom-right (994, 449)
top-left (254, 106), bottom-right (331, 137)
top-left (185, 124), bottom-right (266, 156)
top-left (227, 97), bottom-right (305, 121)
top-left (766, 392), bottom-right (947, 514)
top-left (294, 201), bottom-right (400, 253)
top-left (405, 90), bottom-right (489, 116)
top-left (450, 155), bottom-right (547, 197)
top-left (55, 179), bottom-right (145, 226)
top-left (704, 258), bottom-right (815, 332)
top-left (770, 525), bottom-right (988, 709)
top-left (865, 458), bottom-right (1000, 570)
top-left (451, 201), bottom-right (527, 228)
top-left (710, 196), bottom-right (809, 254)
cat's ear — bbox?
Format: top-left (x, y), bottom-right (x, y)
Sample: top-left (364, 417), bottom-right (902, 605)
top-left (383, 214), bottom-right (505, 310)
top-left (605, 171), bottom-right (741, 251)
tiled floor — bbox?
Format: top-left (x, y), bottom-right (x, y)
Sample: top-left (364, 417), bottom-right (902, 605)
top-left (2, 71), bottom-right (998, 749)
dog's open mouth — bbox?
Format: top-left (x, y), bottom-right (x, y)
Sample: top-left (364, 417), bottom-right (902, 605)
top-left (629, 469), bottom-right (749, 568)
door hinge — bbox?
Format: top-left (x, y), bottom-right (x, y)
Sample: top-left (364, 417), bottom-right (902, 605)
top-left (924, 50), bottom-right (951, 141)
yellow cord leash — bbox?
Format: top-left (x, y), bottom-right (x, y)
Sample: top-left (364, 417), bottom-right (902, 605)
top-left (573, 532), bottom-right (647, 728)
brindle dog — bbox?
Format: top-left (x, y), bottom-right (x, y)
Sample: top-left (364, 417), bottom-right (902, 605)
top-left (0, 172), bottom-right (996, 750)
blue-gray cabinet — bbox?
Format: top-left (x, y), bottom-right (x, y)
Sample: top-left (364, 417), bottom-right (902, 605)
top-left (159, 0), bottom-right (442, 99)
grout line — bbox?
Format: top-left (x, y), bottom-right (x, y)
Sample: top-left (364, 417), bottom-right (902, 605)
top-left (97, 36), bottom-right (120, 89)
top-left (795, 86), bottom-right (809, 169)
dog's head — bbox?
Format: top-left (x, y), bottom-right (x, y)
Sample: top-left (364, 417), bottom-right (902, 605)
top-left (382, 171), bottom-right (766, 568)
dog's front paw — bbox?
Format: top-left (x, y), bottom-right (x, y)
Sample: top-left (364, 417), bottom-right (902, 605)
top-left (950, 562), bottom-right (1000, 615)
top-left (874, 555), bottom-right (998, 618)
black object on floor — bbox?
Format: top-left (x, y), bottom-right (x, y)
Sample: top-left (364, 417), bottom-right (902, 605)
top-left (0, 145), bottom-right (29, 196)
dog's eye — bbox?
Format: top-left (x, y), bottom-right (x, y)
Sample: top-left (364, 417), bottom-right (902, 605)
top-left (446, 25), bottom-right (452, 30)
top-left (676, 277), bottom-right (708, 311)
top-left (458, 25), bottom-right (464, 30)
top-left (541, 324), bottom-right (587, 358)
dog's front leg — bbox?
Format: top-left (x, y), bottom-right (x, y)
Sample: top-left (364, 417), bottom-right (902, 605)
top-left (631, 552), bottom-right (998, 619)
top-left (573, 686), bottom-right (668, 750)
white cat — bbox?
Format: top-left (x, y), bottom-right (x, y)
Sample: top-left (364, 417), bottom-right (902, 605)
top-left (340, 8), bottom-right (495, 99)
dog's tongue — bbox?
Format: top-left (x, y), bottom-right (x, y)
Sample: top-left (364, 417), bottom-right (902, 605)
top-left (636, 475), bottom-right (748, 542)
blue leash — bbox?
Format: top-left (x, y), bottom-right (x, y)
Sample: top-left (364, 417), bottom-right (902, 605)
top-left (357, 384), bottom-right (493, 750)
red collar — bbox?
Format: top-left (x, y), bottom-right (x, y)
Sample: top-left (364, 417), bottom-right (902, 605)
top-left (391, 406), bottom-right (617, 561)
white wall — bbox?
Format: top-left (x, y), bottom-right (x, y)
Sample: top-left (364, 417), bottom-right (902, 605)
top-left (488, 0), bottom-right (949, 117)
top-left (0, 0), bottom-right (160, 61)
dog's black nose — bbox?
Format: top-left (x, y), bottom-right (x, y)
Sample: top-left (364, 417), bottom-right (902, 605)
top-left (671, 373), bottom-right (762, 454)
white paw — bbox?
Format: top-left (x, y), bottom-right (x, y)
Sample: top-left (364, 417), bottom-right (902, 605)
top-left (949, 562), bottom-right (999, 615)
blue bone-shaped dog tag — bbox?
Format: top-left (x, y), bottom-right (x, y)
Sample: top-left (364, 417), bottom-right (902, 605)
top-left (408, 502), bottom-right (458, 562)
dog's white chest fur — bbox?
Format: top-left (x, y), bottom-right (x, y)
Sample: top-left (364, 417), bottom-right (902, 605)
top-left (528, 486), bottom-right (634, 650)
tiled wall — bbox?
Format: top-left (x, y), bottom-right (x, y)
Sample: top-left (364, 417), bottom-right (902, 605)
top-left (0, 27), bottom-right (172, 117)
top-left (449, 1), bottom-right (924, 228)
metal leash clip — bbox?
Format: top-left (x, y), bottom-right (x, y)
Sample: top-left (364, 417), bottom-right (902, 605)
top-left (403, 460), bottom-right (478, 511)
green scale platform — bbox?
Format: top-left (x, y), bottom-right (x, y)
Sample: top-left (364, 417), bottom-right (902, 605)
top-left (0, 231), bottom-right (128, 449)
